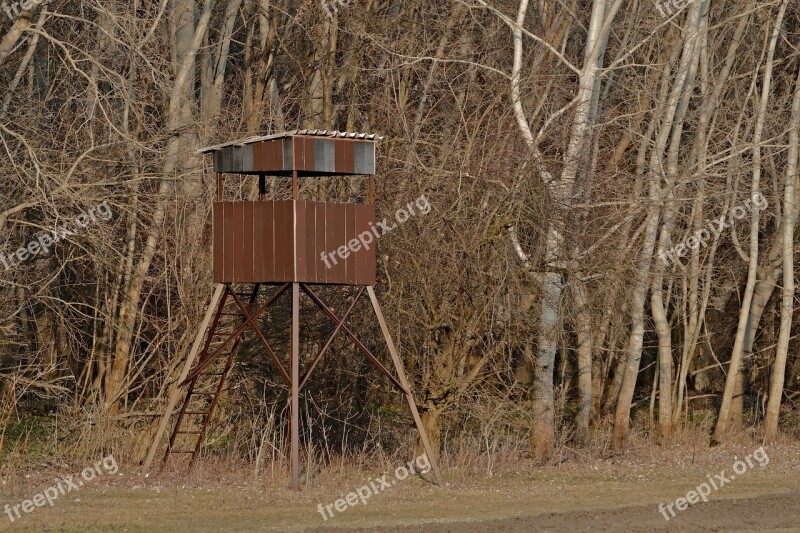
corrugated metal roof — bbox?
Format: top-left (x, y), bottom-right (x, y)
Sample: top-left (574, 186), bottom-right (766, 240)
top-left (198, 130), bottom-right (384, 154)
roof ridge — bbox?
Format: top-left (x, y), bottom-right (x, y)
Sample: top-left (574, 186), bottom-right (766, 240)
top-left (197, 130), bottom-right (385, 154)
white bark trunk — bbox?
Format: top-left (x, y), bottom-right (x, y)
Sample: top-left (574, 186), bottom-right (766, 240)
top-left (715, 0), bottom-right (786, 439)
top-left (764, 59), bottom-right (800, 441)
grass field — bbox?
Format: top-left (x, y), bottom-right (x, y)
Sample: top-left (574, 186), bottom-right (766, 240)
top-left (2, 439), bottom-right (799, 531)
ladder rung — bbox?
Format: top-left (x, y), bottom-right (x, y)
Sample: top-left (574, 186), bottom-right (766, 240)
top-left (177, 430), bottom-right (201, 434)
top-left (191, 392), bottom-right (216, 396)
top-left (169, 450), bottom-right (196, 454)
top-left (201, 372), bottom-right (225, 376)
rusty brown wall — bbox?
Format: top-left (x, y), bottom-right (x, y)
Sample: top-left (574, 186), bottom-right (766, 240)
top-left (213, 201), bottom-right (376, 285)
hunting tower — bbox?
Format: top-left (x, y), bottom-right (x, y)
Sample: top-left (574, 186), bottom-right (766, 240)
top-left (142, 130), bottom-right (441, 490)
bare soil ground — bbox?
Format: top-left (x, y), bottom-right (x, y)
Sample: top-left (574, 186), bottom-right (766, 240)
top-left (2, 439), bottom-right (799, 532)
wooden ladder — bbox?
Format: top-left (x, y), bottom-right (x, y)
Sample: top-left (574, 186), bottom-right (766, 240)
top-left (162, 284), bottom-right (260, 468)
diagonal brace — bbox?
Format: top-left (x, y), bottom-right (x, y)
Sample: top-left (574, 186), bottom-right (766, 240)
top-left (181, 283), bottom-right (290, 386)
top-left (367, 286), bottom-right (442, 485)
top-left (228, 289), bottom-right (291, 386)
top-left (301, 284), bottom-right (407, 394)
top-left (299, 286), bottom-right (365, 390)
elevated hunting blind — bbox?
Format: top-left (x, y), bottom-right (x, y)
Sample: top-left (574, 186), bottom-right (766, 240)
top-left (142, 130), bottom-right (441, 490)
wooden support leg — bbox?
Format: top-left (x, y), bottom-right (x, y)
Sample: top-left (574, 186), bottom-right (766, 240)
top-left (142, 284), bottom-right (225, 475)
top-left (291, 282), bottom-right (300, 491)
top-left (366, 286), bottom-right (442, 485)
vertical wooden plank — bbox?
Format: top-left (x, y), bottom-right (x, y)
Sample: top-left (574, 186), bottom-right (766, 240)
top-left (295, 201), bottom-right (307, 282)
top-left (265, 141), bottom-right (275, 170)
top-left (213, 202), bottom-right (222, 283)
top-left (252, 142), bottom-right (265, 171)
top-left (354, 142), bottom-right (367, 174)
top-left (275, 200), bottom-right (294, 282)
top-left (304, 200), bottom-right (318, 283)
top-left (253, 201), bottom-right (265, 282)
top-left (330, 203), bottom-right (347, 283)
top-left (334, 139), bottom-right (355, 174)
top-left (334, 139), bottom-right (344, 173)
top-left (314, 139), bottom-right (333, 173)
top-left (272, 200), bottom-right (286, 281)
top-left (285, 199), bottom-right (296, 281)
top-left (264, 201), bottom-right (275, 282)
top-left (275, 139), bottom-right (284, 170)
top-left (367, 143), bottom-right (376, 175)
top-left (352, 205), bottom-right (366, 285)
top-left (297, 137), bottom-right (305, 171)
top-left (352, 205), bottom-right (362, 285)
top-left (262, 140), bottom-right (273, 170)
top-left (270, 141), bottom-right (284, 169)
top-left (303, 137), bottom-right (316, 172)
top-left (232, 146), bottom-right (243, 172)
top-left (273, 200), bottom-right (284, 281)
top-left (283, 138), bottom-right (293, 171)
top-left (315, 202), bottom-right (327, 284)
top-left (346, 204), bottom-right (357, 284)
top-left (365, 205), bottom-right (376, 285)
top-left (242, 201), bottom-right (254, 281)
top-left (324, 203), bottom-right (337, 283)
top-left (325, 203), bottom-right (335, 283)
top-left (268, 139), bottom-right (282, 171)
top-left (232, 202), bottom-right (245, 282)
top-left (326, 140), bottom-right (335, 172)
top-left (296, 137), bottom-right (304, 171)
top-left (343, 141), bottom-right (355, 174)
top-left (221, 148), bottom-right (230, 172)
top-left (223, 202), bottom-right (234, 282)
top-left (243, 144), bottom-right (254, 172)
top-left (341, 203), bottom-right (349, 283)
top-left (292, 137), bottom-right (303, 172)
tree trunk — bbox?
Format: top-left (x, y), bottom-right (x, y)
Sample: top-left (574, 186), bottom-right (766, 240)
top-left (764, 58), bottom-right (800, 441)
top-left (531, 269), bottom-right (560, 458)
top-left (415, 409), bottom-right (441, 463)
top-left (106, 0), bottom-right (215, 414)
top-left (572, 280), bottom-right (592, 443)
top-left (613, 209), bottom-right (659, 447)
top-left (716, 0), bottom-right (786, 440)
top-left (614, 0), bottom-right (704, 447)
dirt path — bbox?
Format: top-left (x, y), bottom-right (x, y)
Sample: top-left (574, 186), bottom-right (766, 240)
top-left (4, 471), bottom-right (798, 532)
top-left (322, 491), bottom-right (800, 532)
top-left (3, 442), bottom-right (800, 531)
